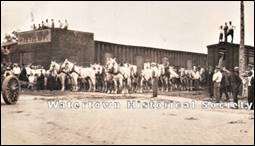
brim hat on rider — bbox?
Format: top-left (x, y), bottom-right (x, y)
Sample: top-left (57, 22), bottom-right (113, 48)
top-left (234, 66), bottom-right (239, 72)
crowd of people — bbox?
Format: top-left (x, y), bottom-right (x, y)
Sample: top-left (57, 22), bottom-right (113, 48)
top-left (219, 21), bottom-right (235, 43)
top-left (209, 65), bottom-right (254, 109)
top-left (1, 61), bottom-right (254, 110)
top-left (31, 19), bottom-right (69, 30)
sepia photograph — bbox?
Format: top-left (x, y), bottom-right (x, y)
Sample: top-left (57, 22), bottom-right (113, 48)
top-left (1, 1), bottom-right (254, 145)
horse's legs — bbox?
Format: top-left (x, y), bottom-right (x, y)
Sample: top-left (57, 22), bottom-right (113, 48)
top-left (127, 78), bottom-right (131, 93)
top-left (91, 77), bottom-right (96, 92)
top-left (119, 78), bottom-right (123, 94)
top-left (140, 78), bottom-right (144, 93)
top-left (113, 79), bottom-right (118, 94)
top-left (60, 75), bottom-right (65, 91)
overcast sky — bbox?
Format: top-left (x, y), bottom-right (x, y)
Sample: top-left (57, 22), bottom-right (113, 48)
top-left (1, 1), bottom-right (254, 53)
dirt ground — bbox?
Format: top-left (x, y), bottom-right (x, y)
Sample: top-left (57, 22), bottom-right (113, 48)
top-left (1, 90), bottom-right (254, 145)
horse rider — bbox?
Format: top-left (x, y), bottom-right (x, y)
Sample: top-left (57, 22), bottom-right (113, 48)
top-left (62, 62), bottom-right (71, 74)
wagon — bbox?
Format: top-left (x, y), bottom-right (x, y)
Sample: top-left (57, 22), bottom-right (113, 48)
top-left (1, 41), bottom-right (20, 104)
top-left (1, 75), bottom-right (20, 104)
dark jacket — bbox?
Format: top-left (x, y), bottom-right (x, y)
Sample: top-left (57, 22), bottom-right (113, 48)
top-left (207, 71), bottom-right (214, 86)
top-left (221, 71), bottom-right (230, 88)
top-left (229, 72), bottom-right (242, 91)
top-left (19, 67), bottom-right (29, 82)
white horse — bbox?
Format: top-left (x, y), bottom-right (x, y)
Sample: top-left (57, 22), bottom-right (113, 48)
top-left (78, 64), bottom-right (97, 92)
top-left (128, 64), bottom-right (138, 92)
top-left (167, 66), bottom-right (180, 91)
top-left (140, 62), bottom-right (161, 92)
top-left (61, 59), bottom-right (98, 92)
top-left (119, 63), bottom-right (132, 93)
top-left (61, 59), bottom-right (81, 91)
top-left (158, 64), bottom-right (169, 91)
top-left (141, 62), bottom-right (153, 91)
top-left (25, 65), bottom-right (47, 90)
top-left (48, 60), bottom-right (68, 91)
top-left (105, 58), bottom-right (124, 94)
top-left (91, 63), bottom-right (106, 92)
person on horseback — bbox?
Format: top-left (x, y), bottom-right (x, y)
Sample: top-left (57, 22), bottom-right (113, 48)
top-left (60, 62), bottom-right (72, 90)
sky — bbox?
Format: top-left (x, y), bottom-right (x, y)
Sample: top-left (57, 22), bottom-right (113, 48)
top-left (1, 1), bottom-right (254, 54)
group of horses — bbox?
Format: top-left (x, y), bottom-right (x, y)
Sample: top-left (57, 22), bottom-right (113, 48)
top-left (17, 58), bottom-right (207, 94)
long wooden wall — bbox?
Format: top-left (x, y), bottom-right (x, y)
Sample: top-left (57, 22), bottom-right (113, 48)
top-left (95, 41), bottom-right (207, 68)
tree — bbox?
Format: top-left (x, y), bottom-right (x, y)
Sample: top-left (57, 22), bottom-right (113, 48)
top-left (239, 1), bottom-right (246, 75)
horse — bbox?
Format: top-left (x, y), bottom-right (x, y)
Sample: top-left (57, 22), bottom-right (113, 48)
top-left (59, 59), bottom-right (98, 92)
top-left (179, 68), bottom-right (190, 91)
top-left (140, 62), bottom-right (161, 92)
top-left (158, 63), bottom-right (171, 92)
top-left (48, 60), bottom-right (68, 91)
top-left (140, 62), bottom-right (153, 92)
top-left (129, 64), bottom-right (139, 93)
top-left (168, 66), bottom-right (180, 91)
top-left (91, 63), bottom-right (107, 92)
top-left (105, 58), bottom-right (124, 94)
top-left (25, 65), bottom-right (47, 90)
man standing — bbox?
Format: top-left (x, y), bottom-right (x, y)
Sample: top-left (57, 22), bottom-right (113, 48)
top-left (192, 66), bottom-right (200, 90)
top-left (247, 66), bottom-right (254, 110)
top-left (249, 75), bottom-right (254, 110)
top-left (152, 69), bottom-right (158, 98)
top-left (58, 20), bottom-right (63, 28)
top-left (51, 19), bottom-right (55, 29)
top-left (41, 21), bottom-right (45, 29)
top-left (220, 68), bottom-right (230, 101)
top-left (64, 19), bottom-right (68, 30)
top-left (223, 22), bottom-right (228, 42)
top-left (38, 24), bottom-right (42, 30)
top-left (229, 67), bottom-right (242, 109)
top-left (45, 19), bottom-right (50, 28)
top-left (207, 66), bottom-right (214, 98)
top-left (227, 21), bottom-right (235, 43)
top-left (219, 25), bottom-right (224, 43)
top-left (12, 63), bottom-right (21, 77)
top-left (212, 66), bottom-right (222, 103)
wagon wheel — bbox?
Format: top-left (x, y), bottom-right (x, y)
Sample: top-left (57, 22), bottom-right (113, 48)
top-left (2, 75), bottom-right (20, 105)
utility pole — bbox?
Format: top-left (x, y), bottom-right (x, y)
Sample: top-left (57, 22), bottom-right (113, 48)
top-left (239, 1), bottom-right (246, 75)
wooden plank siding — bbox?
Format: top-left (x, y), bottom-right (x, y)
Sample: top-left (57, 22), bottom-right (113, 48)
top-left (95, 40), bottom-right (207, 68)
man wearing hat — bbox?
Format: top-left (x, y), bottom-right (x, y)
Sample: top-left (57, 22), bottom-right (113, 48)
top-left (229, 67), bottom-right (242, 109)
top-left (12, 63), bottom-right (21, 77)
top-left (220, 68), bottom-right (230, 101)
top-left (247, 69), bottom-right (254, 110)
top-left (212, 66), bottom-right (222, 103)
top-left (207, 66), bottom-right (214, 98)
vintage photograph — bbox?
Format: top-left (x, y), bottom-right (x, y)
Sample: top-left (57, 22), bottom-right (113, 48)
top-left (1, 1), bottom-right (254, 145)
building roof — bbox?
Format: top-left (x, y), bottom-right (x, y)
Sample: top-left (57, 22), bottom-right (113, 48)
top-left (207, 42), bottom-right (254, 49)
top-left (95, 40), bottom-right (207, 55)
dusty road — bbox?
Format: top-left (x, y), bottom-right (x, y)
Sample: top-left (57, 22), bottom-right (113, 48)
top-left (1, 91), bottom-right (254, 145)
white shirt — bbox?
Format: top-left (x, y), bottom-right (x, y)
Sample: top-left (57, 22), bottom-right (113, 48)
top-left (248, 70), bottom-right (254, 86)
top-left (212, 71), bottom-right (222, 83)
top-left (45, 22), bottom-right (50, 28)
top-left (193, 71), bottom-right (200, 79)
top-left (64, 21), bottom-right (68, 28)
top-left (12, 66), bottom-right (21, 75)
top-left (220, 28), bottom-right (223, 34)
top-left (229, 25), bottom-right (234, 30)
top-left (58, 21), bottom-right (63, 28)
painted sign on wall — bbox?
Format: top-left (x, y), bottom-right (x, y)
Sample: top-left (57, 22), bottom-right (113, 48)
top-left (17, 29), bottom-right (51, 45)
